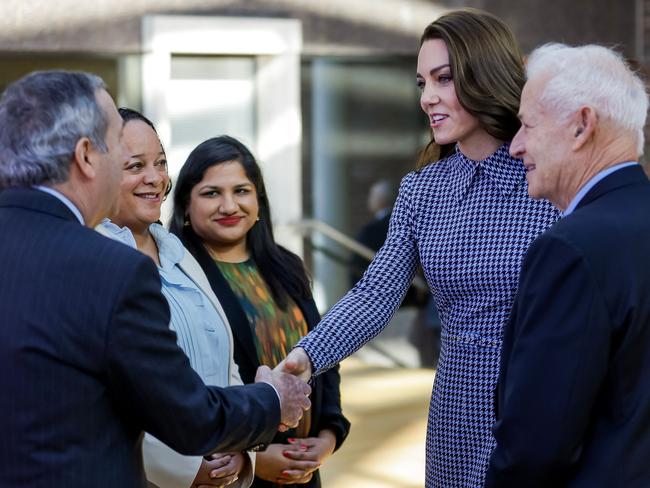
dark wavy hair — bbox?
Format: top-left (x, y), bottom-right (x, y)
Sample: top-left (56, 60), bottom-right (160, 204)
top-left (169, 135), bottom-right (311, 309)
top-left (118, 107), bottom-right (172, 197)
top-left (417, 8), bottom-right (525, 168)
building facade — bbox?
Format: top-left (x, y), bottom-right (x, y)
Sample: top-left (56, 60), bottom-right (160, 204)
top-left (0, 0), bottom-right (642, 306)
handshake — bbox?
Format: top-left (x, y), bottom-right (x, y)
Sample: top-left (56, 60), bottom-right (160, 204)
top-left (254, 348), bottom-right (313, 432)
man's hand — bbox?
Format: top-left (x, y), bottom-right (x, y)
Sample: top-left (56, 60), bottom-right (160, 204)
top-left (274, 347), bottom-right (312, 382)
top-left (255, 365), bottom-right (311, 432)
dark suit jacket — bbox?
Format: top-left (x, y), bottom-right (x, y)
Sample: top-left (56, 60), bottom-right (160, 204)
top-left (485, 165), bottom-right (650, 487)
top-left (350, 213), bottom-right (391, 286)
top-left (0, 188), bottom-right (280, 488)
top-left (180, 228), bottom-right (351, 488)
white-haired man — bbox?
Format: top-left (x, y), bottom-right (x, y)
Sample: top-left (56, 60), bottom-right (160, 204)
top-left (485, 44), bottom-right (650, 487)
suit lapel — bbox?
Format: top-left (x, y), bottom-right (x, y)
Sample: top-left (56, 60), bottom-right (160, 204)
top-left (176, 252), bottom-right (230, 328)
top-left (175, 250), bottom-right (241, 375)
top-left (180, 230), bottom-right (260, 378)
top-left (576, 165), bottom-right (649, 211)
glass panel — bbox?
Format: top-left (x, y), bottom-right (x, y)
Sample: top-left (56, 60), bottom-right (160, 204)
top-left (167, 55), bottom-right (256, 175)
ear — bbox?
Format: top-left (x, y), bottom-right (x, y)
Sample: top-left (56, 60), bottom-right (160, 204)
top-left (572, 106), bottom-right (597, 151)
top-left (72, 137), bottom-right (97, 180)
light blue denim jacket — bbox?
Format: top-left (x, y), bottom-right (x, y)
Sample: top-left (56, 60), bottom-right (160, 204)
top-left (97, 220), bottom-right (253, 488)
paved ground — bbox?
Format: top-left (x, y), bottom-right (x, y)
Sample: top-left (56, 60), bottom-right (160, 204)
top-left (319, 356), bottom-right (434, 488)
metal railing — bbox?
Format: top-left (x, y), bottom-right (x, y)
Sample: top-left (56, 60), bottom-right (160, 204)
top-left (291, 218), bottom-right (428, 292)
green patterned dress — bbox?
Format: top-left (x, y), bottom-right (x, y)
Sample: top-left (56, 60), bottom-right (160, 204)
top-left (215, 258), bottom-right (309, 369)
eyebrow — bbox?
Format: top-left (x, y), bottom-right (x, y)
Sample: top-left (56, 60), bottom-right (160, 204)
top-left (417, 63), bottom-right (450, 77)
top-left (129, 151), bottom-right (166, 159)
top-left (198, 182), bottom-right (253, 191)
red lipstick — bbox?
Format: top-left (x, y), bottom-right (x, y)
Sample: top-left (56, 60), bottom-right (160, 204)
top-left (216, 216), bottom-right (242, 226)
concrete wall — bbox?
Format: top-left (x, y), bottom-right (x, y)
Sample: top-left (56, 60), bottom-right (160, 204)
top-left (0, 1), bottom-right (639, 58)
top-left (0, 0), bottom-right (444, 55)
top-left (482, 0), bottom-right (637, 58)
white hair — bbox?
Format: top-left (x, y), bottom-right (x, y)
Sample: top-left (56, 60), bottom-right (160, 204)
top-left (526, 43), bottom-right (648, 155)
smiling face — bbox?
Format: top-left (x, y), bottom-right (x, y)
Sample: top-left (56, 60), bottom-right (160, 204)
top-left (510, 75), bottom-right (574, 209)
top-left (417, 39), bottom-right (487, 154)
top-left (187, 160), bottom-right (259, 260)
top-left (112, 119), bottom-right (169, 232)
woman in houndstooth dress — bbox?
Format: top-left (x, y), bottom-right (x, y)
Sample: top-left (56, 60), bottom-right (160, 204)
top-left (289, 8), bottom-right (559, 488)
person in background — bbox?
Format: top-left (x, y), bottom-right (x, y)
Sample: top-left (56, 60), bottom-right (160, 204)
top-left (485, 43), bottom-right (650, 487)
top-left (169, 135), bottom-right (350, 488)
top-left (279, 8), bottom-right (559, 487)
top-left (0, 70), bottom-right (310, 488)
top-left (349, 179), bottom-right (395, 286)
top-left (97, 108), bottom-right (254, 488)
top-left (409, 294), bottom-right (442, 368)
top-left (352, 178), bottom-right (437, 366)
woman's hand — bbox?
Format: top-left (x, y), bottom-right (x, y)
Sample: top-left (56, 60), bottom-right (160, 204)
top-left (192, 451), bottom-right (247, 487)
top-left (275, 347), bottom-right (312, 382)
top-left (280, 430), bottom-right (337, 483)
top-left (254, 442), bottom-right (320, 485)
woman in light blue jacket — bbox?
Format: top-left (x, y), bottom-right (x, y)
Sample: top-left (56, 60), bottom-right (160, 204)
top-left (98, 108), bottom-right (253, 488)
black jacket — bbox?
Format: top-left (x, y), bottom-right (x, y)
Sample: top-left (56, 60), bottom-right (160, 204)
top-left (486, 165), bottom-right (650, 487)
top-left (350, 213), bottom-right (391, 286)
top-left (180, 228), bottom-right (350, 488)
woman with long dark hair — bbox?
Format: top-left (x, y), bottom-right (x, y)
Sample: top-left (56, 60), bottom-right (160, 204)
top-left (282, 8), bottom-right (560, 487)
top-left (170, 135), bottom-right (349, 488)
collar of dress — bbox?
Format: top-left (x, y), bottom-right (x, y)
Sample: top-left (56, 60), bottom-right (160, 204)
top-left (448, 142), bottom-right (525, 201)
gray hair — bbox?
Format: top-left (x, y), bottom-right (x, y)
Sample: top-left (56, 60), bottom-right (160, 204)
top-left (526, 43), bottom-right (648, 155)
top-left (0, 70), bottom-right (108, 189)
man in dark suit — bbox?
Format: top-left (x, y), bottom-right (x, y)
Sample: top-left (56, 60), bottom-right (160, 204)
top-left (349, 179), bottom-right (394, 286)
top-left (485, 44), bottom-right (650, 487)
top-left (0, 71), bottom-right (310, 488)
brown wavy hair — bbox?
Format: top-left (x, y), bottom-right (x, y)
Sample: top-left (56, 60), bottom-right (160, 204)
top-left (416, 8), bottom-right (525, 169)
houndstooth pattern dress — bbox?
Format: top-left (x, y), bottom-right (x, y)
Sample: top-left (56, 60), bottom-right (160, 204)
top-left (298, 143), bottom-right (559, 487)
